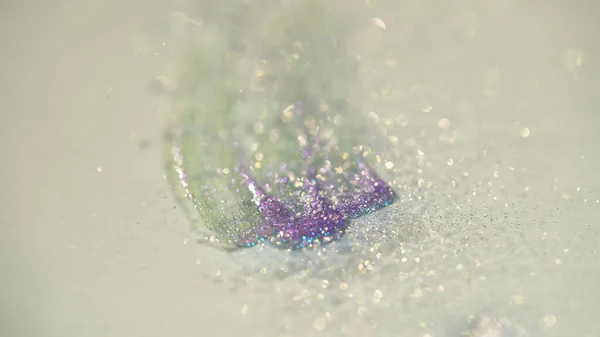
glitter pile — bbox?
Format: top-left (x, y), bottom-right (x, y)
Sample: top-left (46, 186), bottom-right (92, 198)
top-left (171, 101), bottom-right (396, 249)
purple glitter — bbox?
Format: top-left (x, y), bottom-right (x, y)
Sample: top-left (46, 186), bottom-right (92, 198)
top-left (235, 104), bottom-right (396, 249)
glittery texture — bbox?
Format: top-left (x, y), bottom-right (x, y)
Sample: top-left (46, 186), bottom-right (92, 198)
top-left (239, 152), bottom-right (395, 249)
top-left (170, 101), bottom-right (395, 250)
top-left (232, 102), bottom-right (395, 249)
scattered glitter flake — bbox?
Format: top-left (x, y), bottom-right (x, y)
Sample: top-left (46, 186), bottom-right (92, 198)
top-left (411, 288), bottom-right (423, 298)
top-left (554, 259), bottom-right (562, 265)
top-left (357, 306), bottom-right (368, 316)
top-left (438, 118), bottom-right (450, 130)
top-left (313, 317), bottom-right (327, 330)
top-left (456, 264), bottom-right (463, 270)
top-left (195, 259), bottom-right (202, 265)
top-left (396, 114), bottom-right (408, 126)
top-left (385, 161), bottom-right (394, 169)
top-left (447, 159), bottom-right (454, 166)
top-left (241, 304), bottom-right (248, 315)
top-left (321, 280), bottom-right (329, 288)
top-left (339, 282), bottom-right (349, 291)
top-left (370, 17), bottom-right (386, 30)
top-left (96, 166), bottom-right (103, 173)
top-left (542, 314), bottom-right (557, 328)
top-left (374, 289), bottom-right (383, 300)
top-left (512, 295), bottom-right (525, 305)
top-left (521, 127), bottom-right (531, 138)
top-left (260, 267), bottom-right (268, 274)
top-left (368, 111), bottom-right (379, 122)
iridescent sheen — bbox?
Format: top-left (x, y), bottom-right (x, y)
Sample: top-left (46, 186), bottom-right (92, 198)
top-left (235, 103), bottom-right (396, 249)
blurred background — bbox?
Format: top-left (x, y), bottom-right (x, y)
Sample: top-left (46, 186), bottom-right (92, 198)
top-left (1, 0), bottom-right (599, 336)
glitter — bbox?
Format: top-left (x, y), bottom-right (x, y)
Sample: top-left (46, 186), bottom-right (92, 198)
top-left (96, 166), bottom-right (103, 173)
top-left (542, 315), bottom-right (557, 328)
top-left (172, 102), bottom-right (395, 250)
top-left (521, 127), bottom-right (530, 137)
top-left (438, 118), bottom-right (450, 129)
top-left (370, 17), bottom-right (386, 30)
top-left (253, 122), bottom-right (265, 134)
top-left (385, 161), bottom-right (394, 169)
top-left (554, 259), bottom-right (561, 265)
top-left (512, 295), bottom-right (525, 305)
top-left (456, 264), bottom-right (463, 270)
top-left (368, 111), bottom-right (379, 122)
top-left (447, 159), bottom-right (454, 166)
top-left (241, 304), bottom-right (248, 315)
top-left (313, 317), bottom-right (327, 330)
top-left (333, 114), bottom-right (343, 125)
top-left (396, 114), bottom-right (408, 126)
top-left (411, 288), bottom-right (422, 298)
top-left (339, 282), bottom-right (349, 291)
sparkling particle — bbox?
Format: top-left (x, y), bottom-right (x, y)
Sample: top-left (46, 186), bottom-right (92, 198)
top-left (542, 315), bottom-right (557, 328)
top-left (411, 288), bottom-right (423, 298)
top-left (521, 127), bottom-right (531, 137)
top-left (438, 118), bottom-right (450, 130)
top-left (241, 304), bottom-right (248, 315)
top-left (96, 166), bottom-right (103, 173)
top-left (357, 306), bottom-right (368, 316)
top-left (313, 317), bottom-right (327, 330)
top-left (447, 159), bottom-right (454, 166)
top-left (512, 295), bottom-right (525, 305)
top-left (370, 17), bottom-right (386, 30)
top-left (396, 114), bottom-right (408, 126)
top-left (339, 282), bottom-right (349, 291)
